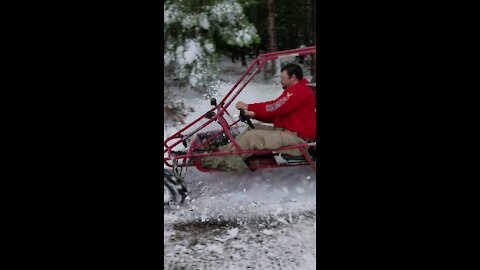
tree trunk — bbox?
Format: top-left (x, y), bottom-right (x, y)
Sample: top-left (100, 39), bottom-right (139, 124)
top-left (240, 48), bottom-right (247, 67)
top-left (265, 0), bottom-right (277, 79)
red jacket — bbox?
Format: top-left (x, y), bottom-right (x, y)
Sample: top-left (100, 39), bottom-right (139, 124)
top-left (248, 78), bottom-right (316, 140)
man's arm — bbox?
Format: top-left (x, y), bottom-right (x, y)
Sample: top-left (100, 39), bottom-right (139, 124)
top-left (248, 89), bottom-right (306, 121)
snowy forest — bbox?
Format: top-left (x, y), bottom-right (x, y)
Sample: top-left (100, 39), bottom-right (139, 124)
top-left (164, 1), bottom-right (317, 268)
top-left (164, 0), bottom-right (316, 126)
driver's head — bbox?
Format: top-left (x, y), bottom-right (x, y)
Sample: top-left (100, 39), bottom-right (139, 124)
top-left (280, 63), bottom-right (303, 90)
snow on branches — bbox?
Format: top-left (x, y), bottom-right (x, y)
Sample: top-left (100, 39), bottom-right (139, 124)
top-left (164, 0), bottom-right (260, 90)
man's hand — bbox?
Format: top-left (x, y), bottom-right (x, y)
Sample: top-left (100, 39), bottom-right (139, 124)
top-left (245, 110), bottom-right (255, 118)
top-left (235, 101), bottom-right (248, 110)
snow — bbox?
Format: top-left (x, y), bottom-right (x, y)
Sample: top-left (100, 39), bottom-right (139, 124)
top-left (174, 39), bottom-right (202, 66)
top-left (164, 168), bottom-right (316, 269)
top-left (214, 228), bottom-right (239, 242)
top-left (163, 3), bottom-right (180, 25)
top-left (199, 14), bottom-right (210, 30)
top-left (204, 41), bottom-right (215, 54)
top-left (184, 39), bottom-right (201, 64)
top-left (210, 1), bottom-right (244, 23)
top-left (262, 229), bottom-right (274, 235)
top-left (164, 57), bottom-right (316, 269)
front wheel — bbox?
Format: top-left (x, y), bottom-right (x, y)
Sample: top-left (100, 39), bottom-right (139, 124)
top-left (164, 169), bottom-right (188, 206)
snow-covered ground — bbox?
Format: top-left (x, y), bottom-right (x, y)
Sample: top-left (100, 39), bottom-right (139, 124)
top-left (164, 57), bottom-right (316, 269)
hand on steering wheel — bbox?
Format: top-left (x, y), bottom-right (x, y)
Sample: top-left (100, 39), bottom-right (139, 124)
top-left (239, 109), bottom-right (255, 129)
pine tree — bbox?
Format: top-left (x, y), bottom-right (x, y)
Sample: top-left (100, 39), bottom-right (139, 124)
top-left (164, 0), bottom-right (260, 90)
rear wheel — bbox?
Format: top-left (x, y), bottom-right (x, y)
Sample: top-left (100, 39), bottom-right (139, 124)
top-left (164, 169), bottom-right (188, 206)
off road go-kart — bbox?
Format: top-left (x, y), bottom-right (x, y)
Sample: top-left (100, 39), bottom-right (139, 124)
top-left (164, 46), bottom-right (317, 206)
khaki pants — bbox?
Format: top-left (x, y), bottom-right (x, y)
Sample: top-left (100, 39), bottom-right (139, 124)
top-left (219, 124), bottom-right (307, 159)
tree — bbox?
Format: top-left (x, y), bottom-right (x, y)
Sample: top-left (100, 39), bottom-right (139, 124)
top-left (240, 0), bottom-right (316, 76)
top-left (164, 0), bottom-right (260, 90)
top-left (265, 0), bottom-right (277, 79)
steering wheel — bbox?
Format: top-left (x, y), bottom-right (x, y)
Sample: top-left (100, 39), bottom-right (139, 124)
top-left (239, 109), bottom-right (255, 129)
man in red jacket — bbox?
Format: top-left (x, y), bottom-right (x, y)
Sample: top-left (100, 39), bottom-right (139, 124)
top-left (233, 62), bottom-right (315, 157)
top-left (201, 63), bottom-right (316, 171)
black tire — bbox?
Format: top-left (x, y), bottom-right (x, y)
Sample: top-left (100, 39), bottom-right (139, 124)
top-left (164, 169), bottom-right (188, 206)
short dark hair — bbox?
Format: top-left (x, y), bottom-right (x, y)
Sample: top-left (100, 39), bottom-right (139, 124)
top-left (281, 63), bottom-right (303, 80)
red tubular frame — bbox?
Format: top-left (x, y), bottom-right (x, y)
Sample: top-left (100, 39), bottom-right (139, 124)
top-left (164, 46), bottom-right (317, 171)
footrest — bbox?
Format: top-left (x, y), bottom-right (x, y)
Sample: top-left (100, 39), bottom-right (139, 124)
top-left (280, 153), bottom-right (307, 161)
top-left (273, 153), bottom-right (308, 165)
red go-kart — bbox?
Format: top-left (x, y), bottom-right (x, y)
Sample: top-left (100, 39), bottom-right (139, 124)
top-left (164, 46), bottom-right (317, 205)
